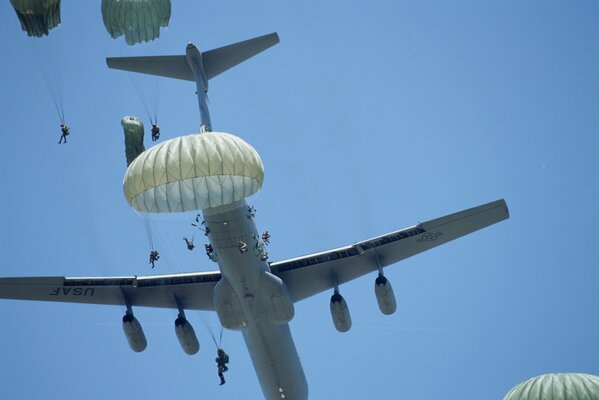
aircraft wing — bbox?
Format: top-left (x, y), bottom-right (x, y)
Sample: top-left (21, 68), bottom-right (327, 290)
top-left (0, 200), bottom-right (508, 308)
top-left (271, 199), bottom-right (509, 302)
top-left (0, 271), bottom-right (220, 311)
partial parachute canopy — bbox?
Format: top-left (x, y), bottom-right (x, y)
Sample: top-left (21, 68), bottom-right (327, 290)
top-left (10, 0), bottom-right (61, 38)
top-left (123, 132), bottom-right (264, 212)
top-left (101, 0), bottom-right (171, 46)
top-left (122, 116), bottom-right (145, 166)
top-left (504, 373), bottom-right (599, 400)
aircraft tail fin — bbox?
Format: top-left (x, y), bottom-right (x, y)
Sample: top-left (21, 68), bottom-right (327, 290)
top-left (106, 32), bottom-right (280, 82)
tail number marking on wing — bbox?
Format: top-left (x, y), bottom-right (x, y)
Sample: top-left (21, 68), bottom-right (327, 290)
top-left (49, 288), bottom-right (95, 296)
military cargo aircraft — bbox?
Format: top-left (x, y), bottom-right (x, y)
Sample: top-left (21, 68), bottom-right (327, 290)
top-left (0, 33), bottom-right (509, 400)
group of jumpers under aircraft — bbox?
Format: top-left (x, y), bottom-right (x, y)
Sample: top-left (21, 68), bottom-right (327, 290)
top-left (4, 4), bottom-right (510, 399)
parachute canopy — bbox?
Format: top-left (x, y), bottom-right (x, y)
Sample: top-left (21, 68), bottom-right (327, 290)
top-left (124, 132), bottom-right (264, 213)
top-left (504, 373), bottom-right (599, 400)
top-left (122, 116), bottom-right (145, 167)
top-left (10, 0), bottom-right (61, 38)
top-left (101, 0), bottom-right (171, 46)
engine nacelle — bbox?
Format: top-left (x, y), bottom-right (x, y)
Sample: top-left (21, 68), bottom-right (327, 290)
top-left (330, 292), bottom-right (352, 332)
top-left (122, 312), bottom-right (147, 352)
top-left (259, 271), bottom-right (295, 324)
top-left (374, 275), bottom-right (397, 315)
top-left (214, 277), bottom-right (247, 330)
top-left (175, 316), bottom-right (200, 355)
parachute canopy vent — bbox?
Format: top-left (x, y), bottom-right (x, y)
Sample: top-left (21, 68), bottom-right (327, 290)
top-left (101, 0), bottom-right (171, 46)
top-left (124, 132), bottom-right (264, 212)
top-left (504, 373), bottom-right (599, 400)
top-left (11, 0), bottom-right (61, 38)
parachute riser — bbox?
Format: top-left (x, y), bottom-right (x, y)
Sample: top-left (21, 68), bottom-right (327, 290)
top-left (185, 43), bottom-right (212, 132)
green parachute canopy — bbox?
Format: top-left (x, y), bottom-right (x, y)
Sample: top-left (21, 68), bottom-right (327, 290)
top-left (504, 373), bottom-right (599, 400)
top-left (121, 116), bottom-right (145, 166)
top-left (101, 0), bottom-right (171, 46)
top-left (123, 132), bottom-right (264, 213)
top-left (10, 0), bottom-right (61, 38)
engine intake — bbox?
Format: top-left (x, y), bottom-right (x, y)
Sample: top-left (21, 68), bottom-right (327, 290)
top-left (175, 315), bottom-right (200, 355)
top-left (374, 274), bottom-right (397, 315)
top-left (330, 292), bottom-right (352, 332)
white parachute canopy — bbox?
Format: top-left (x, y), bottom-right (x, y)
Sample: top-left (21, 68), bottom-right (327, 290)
top-left (503, 373), bottom-right (599, 400)
top-left (123, 132), bottom-right (264, 213)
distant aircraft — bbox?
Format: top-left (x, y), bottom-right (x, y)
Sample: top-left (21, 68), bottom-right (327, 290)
top-left (0, 33), bottom-right (509, 400)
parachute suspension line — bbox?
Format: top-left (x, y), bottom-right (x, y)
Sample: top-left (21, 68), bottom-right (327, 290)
top-left (154, 77), bottom-right (161, 123)
top-left (128, 72), bottom-right (160, 127)
top-left (148, 218), bottom-right (186, 273)
top-left (31, 36), bottom-right (65, 124)
top-left (47, 33), bottom-right (64, 123)
top-left (131, 75), bottom-right (153, 123)
top-left (138, 212), bottom-right (194, 273)
top-left (211, 331), bottom-right (219, 348)
top-left (142, 215), bottom-right (155, 249)
top-left (199, 314), bottom-right (222, 349)
top-left (115, 41), bottom-right (160, 127)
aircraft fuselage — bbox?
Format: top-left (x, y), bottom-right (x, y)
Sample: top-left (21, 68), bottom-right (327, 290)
top-left (204, 200), bottom-right (308, 400)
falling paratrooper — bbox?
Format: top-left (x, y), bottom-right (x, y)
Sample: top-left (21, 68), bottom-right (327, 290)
top-left (11, 0), bottom-right (69, 135)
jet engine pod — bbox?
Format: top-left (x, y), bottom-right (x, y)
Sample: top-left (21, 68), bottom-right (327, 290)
top-left (122, 312), bottom-right (147, 352)
top-left (374, 275), bottom-right (397, 315)
top-left (330, 292), bottom-right (352, 332)
top-left (175, 316), bottom-right (200, 355)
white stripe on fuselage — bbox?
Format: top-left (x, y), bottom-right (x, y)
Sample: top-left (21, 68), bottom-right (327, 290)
top-left (204, 201), bottom-right (308, 400)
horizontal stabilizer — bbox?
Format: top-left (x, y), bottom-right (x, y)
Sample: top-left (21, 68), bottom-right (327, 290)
top-left (202, 32), bottom-right (279, 79)
top-left (107, 55), bottom-right (190, 80)
top-left (106, 32), bottom-right (280, 82)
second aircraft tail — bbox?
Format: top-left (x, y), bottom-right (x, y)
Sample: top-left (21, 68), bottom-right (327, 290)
top-left (105, 32), bottom-right (280, 82)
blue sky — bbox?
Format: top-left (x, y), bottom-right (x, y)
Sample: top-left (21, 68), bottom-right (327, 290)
top-left (0, 1), bottom-right (598, 399)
